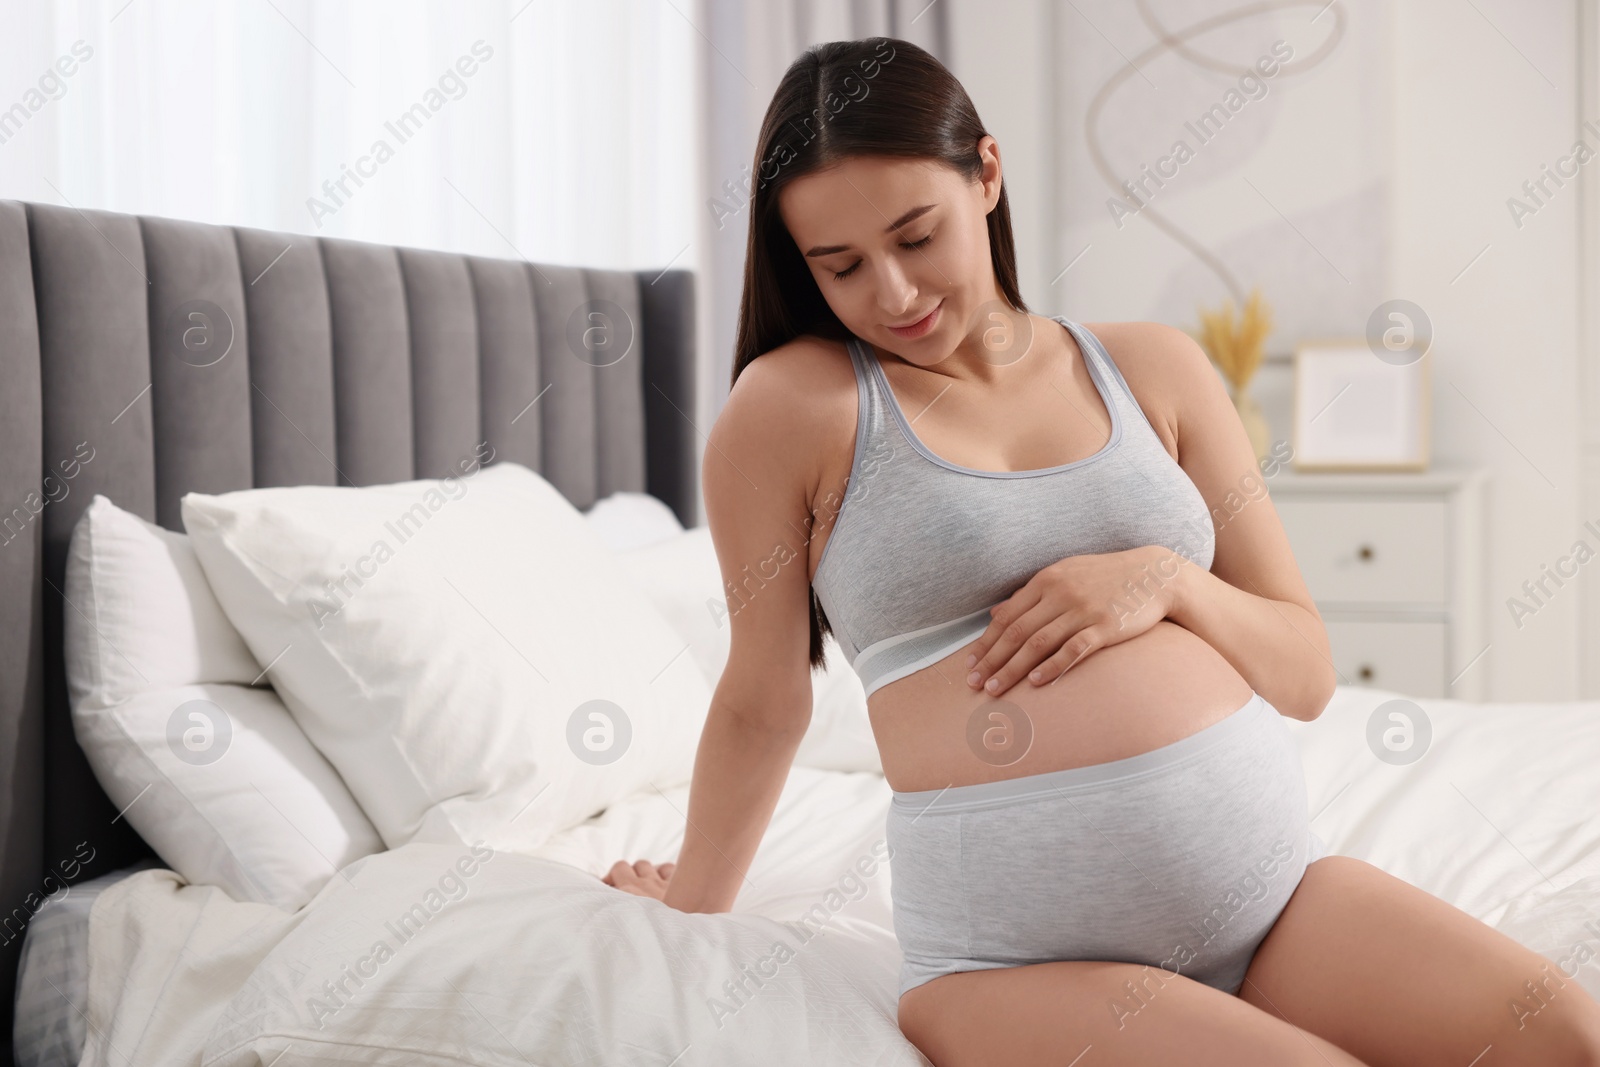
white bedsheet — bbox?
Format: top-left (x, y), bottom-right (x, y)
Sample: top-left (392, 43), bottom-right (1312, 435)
top-left (79, 766), bottom-right (921, 1066)
top-left (1281, 686), bottom-right (1600, 985)
top-left (76, 686), bottom-right (1600, 1066)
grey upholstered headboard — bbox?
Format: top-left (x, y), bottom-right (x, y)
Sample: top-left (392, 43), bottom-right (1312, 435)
top-left (0, 199), bottom-right (699, 1053)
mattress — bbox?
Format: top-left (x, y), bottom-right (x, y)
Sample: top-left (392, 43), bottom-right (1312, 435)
top-left (29, 684), bottom-right (1600, 1066)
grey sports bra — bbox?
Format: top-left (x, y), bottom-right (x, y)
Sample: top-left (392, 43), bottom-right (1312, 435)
top-left (810, 315), bottom-right (1216, 699)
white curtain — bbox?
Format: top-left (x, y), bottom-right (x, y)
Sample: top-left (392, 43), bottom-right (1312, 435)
top-left (0, 0), bottom-right (696, 271)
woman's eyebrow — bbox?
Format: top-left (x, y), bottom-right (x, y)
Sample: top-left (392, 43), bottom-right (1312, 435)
top-left (803, 204), bottom-right (937, 257)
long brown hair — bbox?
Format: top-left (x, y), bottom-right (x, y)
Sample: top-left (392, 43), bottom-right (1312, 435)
top-left (728, 36), bottom-right (1029, 672)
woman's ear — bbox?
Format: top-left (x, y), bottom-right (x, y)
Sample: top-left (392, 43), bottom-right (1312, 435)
top-left (976, 135), bottom-right (1003, 211)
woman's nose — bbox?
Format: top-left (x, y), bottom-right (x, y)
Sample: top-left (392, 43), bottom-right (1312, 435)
top-left (874, 259), bottom-right (918, 316)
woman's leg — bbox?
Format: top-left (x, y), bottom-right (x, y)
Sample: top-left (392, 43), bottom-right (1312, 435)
top-left (897, 958), bottom-right (1369, 1066)
top-left (1239, 855), bottom-right (1600, 1067)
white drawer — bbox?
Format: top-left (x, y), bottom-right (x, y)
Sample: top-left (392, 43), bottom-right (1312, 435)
top-left (1273, 498), bottom-right (1448, 606)
top-left (1324, 618), bottom-right (1448, 698)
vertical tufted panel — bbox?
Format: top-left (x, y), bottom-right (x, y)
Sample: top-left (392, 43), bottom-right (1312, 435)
top-left (28, 202), bottom-right (161, 937)
top-left (235, 229), bottom-right (339, 488)
top-left (321, 238), bottom-right (414, 487)
top-left (399, 249), bottom-right (481, 478)
top-left (530, 265), bottom-right (598, 509)
top-left (638, 268), bottom-right (699, 527)
top-left (582, 267), bottom-right (647, 500)
top-left (141, 217), bottom-right (255, 528)
top-left (30, 205), bottom-right (157, 528)
top-left (470, 255), bottom-right (542, 473)
top-left (0, 200), bottom-right (43, 1052)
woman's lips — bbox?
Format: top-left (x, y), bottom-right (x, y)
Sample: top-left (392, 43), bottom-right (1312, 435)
top-left (886, 300), bottom-right (942, 340)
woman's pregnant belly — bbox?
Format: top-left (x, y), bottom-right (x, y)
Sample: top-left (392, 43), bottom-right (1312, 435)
top-left (868, 619), bottom-right (1256, 793)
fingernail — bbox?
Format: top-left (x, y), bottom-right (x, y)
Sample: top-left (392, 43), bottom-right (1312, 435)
top-left (965, 654), bottom-right (975, 667)
top-left (985, 678), bottom-right (999, 692)
top-left (1029, 670), bottom-right (1042, 682)
top-left (967, 671), bottom-right (981, 686)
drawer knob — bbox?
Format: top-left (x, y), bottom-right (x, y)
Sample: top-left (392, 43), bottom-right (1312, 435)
top-left (1357, 664), bottom-right (1375, 682)
top-left (1356, 543), bottom-right (1376, 562)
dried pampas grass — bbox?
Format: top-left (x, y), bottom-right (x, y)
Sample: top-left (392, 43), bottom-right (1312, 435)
top-left (1195, 288), bottom-right (1273, 392)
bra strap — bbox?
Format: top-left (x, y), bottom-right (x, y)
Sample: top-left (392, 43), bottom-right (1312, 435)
top-left (847, 335), bottom-right (884, 413)
top-left (1061, 317), bottom-right (1156, 434)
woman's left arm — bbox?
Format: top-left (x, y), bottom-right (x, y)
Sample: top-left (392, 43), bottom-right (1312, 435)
top-left (965, 321), bottom-right (1338, 721)
top-left (1131, 321), bottom-right (1337, 720)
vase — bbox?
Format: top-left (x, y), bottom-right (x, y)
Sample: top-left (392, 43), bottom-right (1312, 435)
top-left (1231, 385), bottom-right (1271, 463)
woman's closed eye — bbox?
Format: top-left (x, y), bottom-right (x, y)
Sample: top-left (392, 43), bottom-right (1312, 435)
top-left (831, 233), bottom-right (935, 280)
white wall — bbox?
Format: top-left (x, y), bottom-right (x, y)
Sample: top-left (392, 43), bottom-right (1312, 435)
top-left (1392, 0), bottom-right (1580, 700)
top-left (946, 0), bottom-right (1058, 310)
top-left (952, 0), bottom-right (1585, 700)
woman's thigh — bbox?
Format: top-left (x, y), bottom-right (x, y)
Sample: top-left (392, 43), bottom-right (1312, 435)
top-left (1240, 855), bottom-right (1600, 1067)
top-left (897, 958), bottom-right (1368, 1067)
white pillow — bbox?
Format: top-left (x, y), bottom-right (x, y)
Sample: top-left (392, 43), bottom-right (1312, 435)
top-left (71, 683), bottom-right (385, 909)
top-left (63, 495), bottom-right (384, 909)
top-left (181, 461), bottom-right (712, 855)
top-left (612, 526), bottom-right (730, 687)
top-left (800, 637), bottom-right (883, 774)
top-left (584, 490), bottom-right (685, 552)
top-left (64, 494), bottom-right (261, 707)
top-left (614, 526), bottom-right (882, 774)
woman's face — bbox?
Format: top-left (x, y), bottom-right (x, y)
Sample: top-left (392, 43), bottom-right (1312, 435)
top-left (777, 136), bottom-right (1007, 367)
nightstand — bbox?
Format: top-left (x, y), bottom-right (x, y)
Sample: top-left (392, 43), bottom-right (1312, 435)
top-left (1264, 466), bottom-right (1489, 700)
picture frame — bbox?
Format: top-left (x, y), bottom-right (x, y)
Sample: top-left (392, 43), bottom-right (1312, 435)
top-left (1291, 338), bottom-right (1431, 471)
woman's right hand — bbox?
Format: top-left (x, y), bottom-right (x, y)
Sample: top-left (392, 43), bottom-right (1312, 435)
top-left (602, 859), bottom-right (676, 902)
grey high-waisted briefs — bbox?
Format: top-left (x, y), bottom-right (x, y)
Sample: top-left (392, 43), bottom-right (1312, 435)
top-left (884, 691), bottom-right (1327, 1000)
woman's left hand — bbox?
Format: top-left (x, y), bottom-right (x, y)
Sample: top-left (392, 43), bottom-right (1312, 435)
top-left (602, 859), bottom-right (676, 901)
top-left (963, 545), bottom-right (1189, 696)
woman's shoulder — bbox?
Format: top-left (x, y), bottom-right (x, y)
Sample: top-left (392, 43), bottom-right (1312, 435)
top-left (1081, 320), bottom-right (1218, 395)
top-left (724, 333), bottom-right (856, 425)
top-left (1079, 319), bottom-right (1212, 380)
top-left (712, 333), bottom-right (859, 474)
top-left (1077, 319), bottom-right (1220, 448)
top-left (737, 332), bottom-right (853, 389)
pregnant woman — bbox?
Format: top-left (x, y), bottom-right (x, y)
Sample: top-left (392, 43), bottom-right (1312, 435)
top-left (604, 36), bottom-right (1600, 1066)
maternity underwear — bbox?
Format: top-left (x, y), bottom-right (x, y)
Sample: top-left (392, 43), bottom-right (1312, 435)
top-left (885, 691), bottom-right (1327, 999)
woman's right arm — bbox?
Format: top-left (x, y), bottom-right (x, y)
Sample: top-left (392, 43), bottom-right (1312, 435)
top-left (607, 348), bottom-right (826, 913)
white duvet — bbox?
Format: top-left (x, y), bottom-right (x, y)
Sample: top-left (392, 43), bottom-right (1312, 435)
top-left (79, 686), bottom-right (1600, 1066)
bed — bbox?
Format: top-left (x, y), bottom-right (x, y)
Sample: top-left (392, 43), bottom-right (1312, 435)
top-left (5, 199), bottom-right (1600, 1067)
